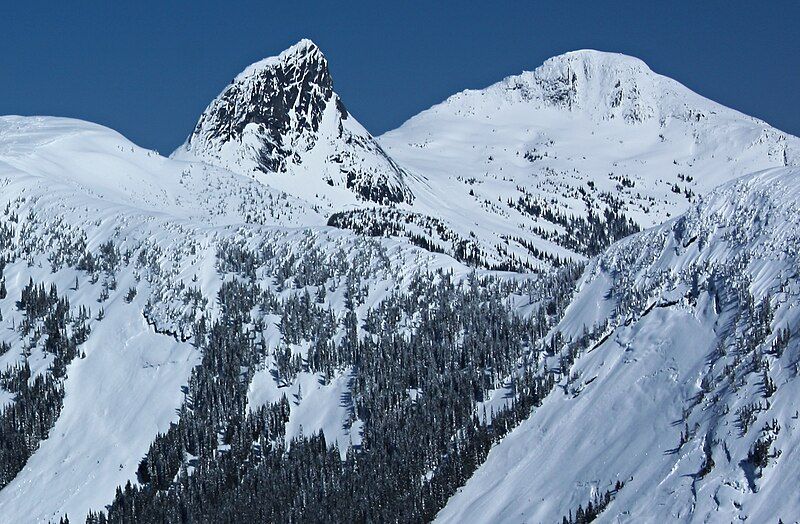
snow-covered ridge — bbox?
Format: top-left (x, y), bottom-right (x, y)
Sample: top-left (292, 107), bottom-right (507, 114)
top-left (0, 115), bottom-right (321, 226)
top-left (586, 167), bottom-right (800, 291)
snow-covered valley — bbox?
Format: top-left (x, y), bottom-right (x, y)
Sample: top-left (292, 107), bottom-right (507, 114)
top-left (0, 39), bottom-right (797, 523)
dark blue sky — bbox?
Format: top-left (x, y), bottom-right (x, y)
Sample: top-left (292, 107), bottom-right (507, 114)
top-left (2, 2), bottom-right (797, 154)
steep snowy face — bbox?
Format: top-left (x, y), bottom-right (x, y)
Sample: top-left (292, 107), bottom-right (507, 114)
top-left (522, 50), bottom-right (675, 122)
top-left (438, 167), bottom-right (800, 523)
top-left (175, 39), bottom-right (412, 205)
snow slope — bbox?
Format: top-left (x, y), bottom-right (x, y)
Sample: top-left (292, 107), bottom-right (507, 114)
top-left (437, 167), bottom-right (800, 523)
top-left (0, 293), bottom-right (199, 523)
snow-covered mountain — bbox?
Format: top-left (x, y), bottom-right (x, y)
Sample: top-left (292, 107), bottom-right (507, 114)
top-left (0, 40), bottom-right (798, 524)
top-left (174, 41), bottom-right (798, 271)
top-left (173, 39), bottom-right (413, 207)
top-left (373, 49), bottom-right (799, 269)
top-left (438, 167), bottom-right (800, 522)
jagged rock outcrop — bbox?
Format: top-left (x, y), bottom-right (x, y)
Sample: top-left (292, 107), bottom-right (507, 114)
top-left (174, 39), bottom-right (413, 205)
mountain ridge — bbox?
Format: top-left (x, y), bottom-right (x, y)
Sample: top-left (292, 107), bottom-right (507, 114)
top-left (394, 48), bottom-right (787, 128)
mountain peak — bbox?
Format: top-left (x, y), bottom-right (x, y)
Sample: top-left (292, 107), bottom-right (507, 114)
top-left (177, 38), bottom-right (334, 175)
top-left (425, 48), bottom-right (707, 125)
top-left (532, 49), bottom-right (656, 96)
top-left (174, 39), bottom-right (412, 205)
top-left (235, 38), bottom-right (327, 83)
top-left (520, 49), bottom-right (667, 121)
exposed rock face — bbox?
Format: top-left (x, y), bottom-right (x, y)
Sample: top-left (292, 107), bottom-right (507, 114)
top-left (187, 40), bottom-right (332, 173)
top-left (175, 39), bottom-right (413, 205)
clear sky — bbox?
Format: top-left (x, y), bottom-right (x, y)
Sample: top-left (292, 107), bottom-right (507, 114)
top-left (1, 1), bottom-right (797, 154)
